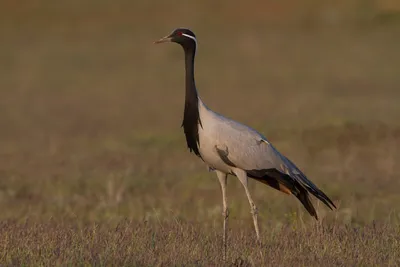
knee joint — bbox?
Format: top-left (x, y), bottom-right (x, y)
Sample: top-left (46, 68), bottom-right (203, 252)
top-left (250, 205), bottom-right (258, 216)
top-left (222, 209), bottom-right (229, 219)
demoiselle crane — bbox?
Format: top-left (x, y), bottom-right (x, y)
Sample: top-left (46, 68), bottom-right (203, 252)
top-left (154, 28), bottom-right (336, 260)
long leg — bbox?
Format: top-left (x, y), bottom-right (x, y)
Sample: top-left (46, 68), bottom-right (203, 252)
top-left (234, 169), bottom-right (261, 242)
top-left (216, 170), bottom-right (228, 261)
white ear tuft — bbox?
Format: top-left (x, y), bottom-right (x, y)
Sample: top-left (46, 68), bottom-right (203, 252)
top-left (182, 33), bottom-right (197, 47)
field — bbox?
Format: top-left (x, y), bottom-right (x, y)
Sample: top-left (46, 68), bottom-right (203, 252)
top-left (1, 1), bottom-right (400, 266)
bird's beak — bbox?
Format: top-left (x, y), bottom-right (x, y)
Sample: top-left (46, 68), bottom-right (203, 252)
top-left (154, 35), bottom-right (172, 44)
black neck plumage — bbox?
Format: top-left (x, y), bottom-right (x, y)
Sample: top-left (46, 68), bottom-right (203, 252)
top-left (181, 44), bottom-right (202, 158)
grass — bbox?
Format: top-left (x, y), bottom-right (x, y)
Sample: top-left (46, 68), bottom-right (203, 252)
top-left (1, 0), bottom-right (400, 265)
top-left (1, 220), bottom-right (400, 266)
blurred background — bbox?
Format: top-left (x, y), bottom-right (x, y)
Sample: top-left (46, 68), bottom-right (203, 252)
top-left (1, 0), bottom-right (400, 226)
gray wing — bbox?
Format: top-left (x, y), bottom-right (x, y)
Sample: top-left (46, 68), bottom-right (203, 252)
top-left (216, 121), bottom-right (336, 210)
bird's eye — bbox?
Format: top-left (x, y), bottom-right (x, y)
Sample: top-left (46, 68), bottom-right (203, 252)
top-left (177, 31), bottom-right (183, 36)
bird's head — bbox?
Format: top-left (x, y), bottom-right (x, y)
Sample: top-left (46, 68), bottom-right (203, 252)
top-left (154, 28), bottom-right (197, 49)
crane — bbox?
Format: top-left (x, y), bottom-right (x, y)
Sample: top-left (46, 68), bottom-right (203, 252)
top-left (154, 28), bottom-right (336, 260)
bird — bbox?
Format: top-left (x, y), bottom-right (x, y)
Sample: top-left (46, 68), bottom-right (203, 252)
top-left (154, 28), bottom-right (336, 260)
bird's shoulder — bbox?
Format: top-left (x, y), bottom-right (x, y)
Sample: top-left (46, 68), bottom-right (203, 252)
top-left (208, 110), bottom-right (267, 141)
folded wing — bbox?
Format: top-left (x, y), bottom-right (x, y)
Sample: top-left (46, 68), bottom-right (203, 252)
top-left (216, 133), bottom-right (336, 218)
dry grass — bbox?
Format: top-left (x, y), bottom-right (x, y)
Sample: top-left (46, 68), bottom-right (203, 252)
top-left (0, 1), bottom-right (400, 266)
top-left (1, 219), bottom-right (399, 266)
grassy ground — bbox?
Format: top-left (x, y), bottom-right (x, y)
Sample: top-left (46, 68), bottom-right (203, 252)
top-left (1, 1), bottom-right (400, 266)
top-left (1, 220), bottom-right (399, 266)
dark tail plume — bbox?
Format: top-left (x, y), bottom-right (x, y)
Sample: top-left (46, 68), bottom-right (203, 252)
top-left (247, 168), bottom-right (335, 220)
top-left (295, 188), bottom-right (318, 220)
